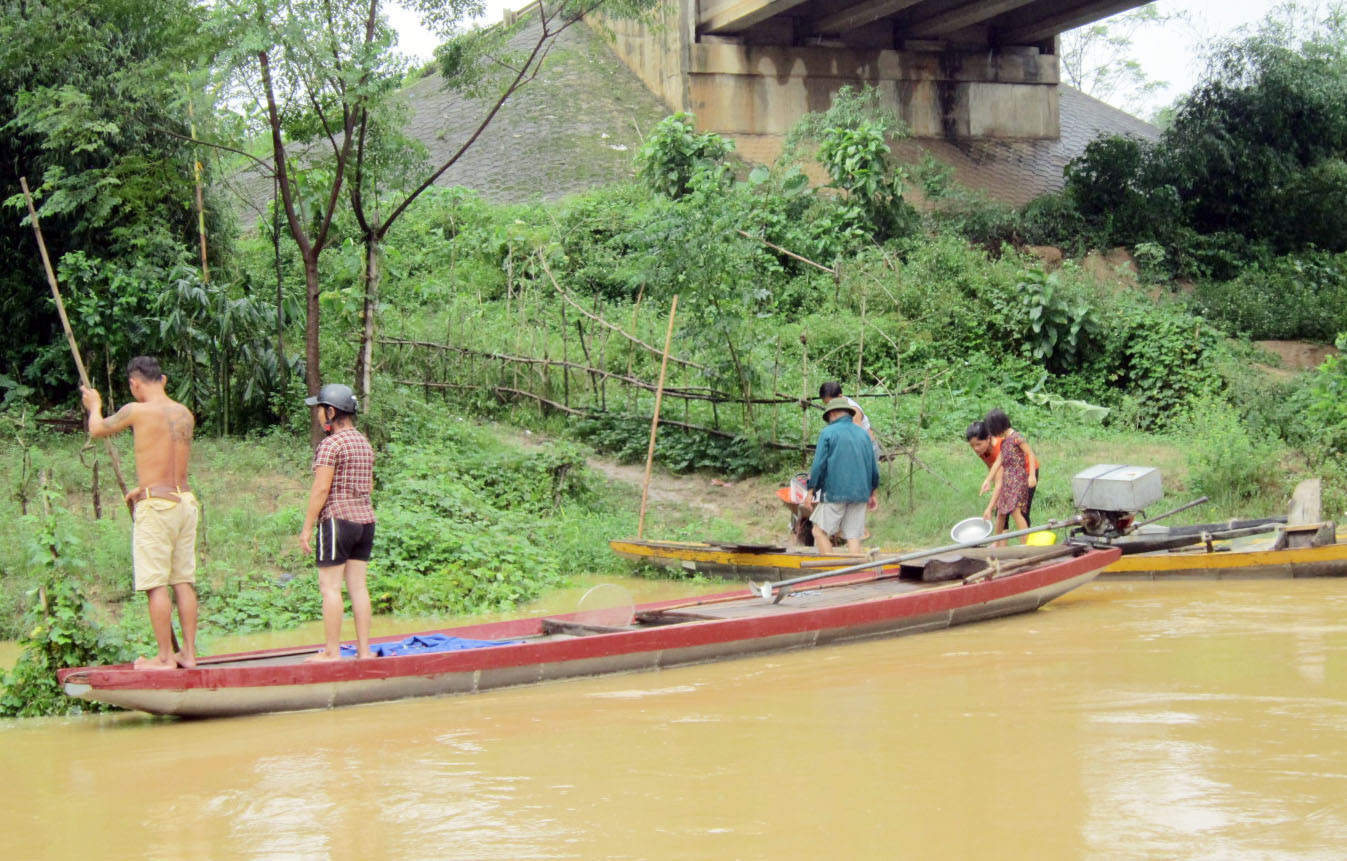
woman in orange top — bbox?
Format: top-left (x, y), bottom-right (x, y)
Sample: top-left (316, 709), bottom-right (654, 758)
top-left (977, 409), bottom-right (1040, 539)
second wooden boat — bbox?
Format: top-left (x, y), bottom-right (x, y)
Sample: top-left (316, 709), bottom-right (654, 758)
top-left (1098, 523), bottom-right (1347, 579)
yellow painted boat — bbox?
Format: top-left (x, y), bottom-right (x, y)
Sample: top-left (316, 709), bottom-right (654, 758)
top-left (608, 538), bottom-right (903, 580)
top-left (1100, 525), bottom-right (1347, 579)
top-left (613, 528), bottom-right (1347, 582)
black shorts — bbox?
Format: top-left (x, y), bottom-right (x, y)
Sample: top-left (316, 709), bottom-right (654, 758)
top-left (315, 518), bottom-right (375, 566)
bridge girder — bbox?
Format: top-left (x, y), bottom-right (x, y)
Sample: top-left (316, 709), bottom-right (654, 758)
top-left (698, 0), bottom-right (1151, 44)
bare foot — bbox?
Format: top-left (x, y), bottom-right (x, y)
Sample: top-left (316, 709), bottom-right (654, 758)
top-left (133, 655), bottom-right (179, 671)
top-left (304, 651), bottom-right (341, 663)
top-left (355, 652), bottom-right (375, 661)
top-left (175, 652), bottom-right (197, 669)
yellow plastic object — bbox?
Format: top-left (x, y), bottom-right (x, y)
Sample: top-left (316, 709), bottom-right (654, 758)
top-left (1025, 530), bottom-right (1056, 546)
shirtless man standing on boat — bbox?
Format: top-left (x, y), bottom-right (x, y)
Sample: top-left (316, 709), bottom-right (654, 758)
top-left (82, 356), bottom-right (199, 670)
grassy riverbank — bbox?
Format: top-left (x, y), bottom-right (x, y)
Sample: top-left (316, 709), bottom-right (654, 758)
top-left (0, 400), bottom-right (1326, 645)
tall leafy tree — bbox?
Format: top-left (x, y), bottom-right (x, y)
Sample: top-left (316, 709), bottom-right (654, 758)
top-left (208, 0), bottom-right (401, 441)
top-left (1064, 3), bottom-right (1347, 259)
top-left (1059, 5), bottom-right (1173, 117)
top-left (0, 0), bottom-right (219, 397)
top-left (1164, 4), bottom-right (1347, 246)
top-left (346, 0), bottom-right (660, 406)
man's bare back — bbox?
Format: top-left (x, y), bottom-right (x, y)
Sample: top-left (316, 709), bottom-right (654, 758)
top-left (84, 384), bottom-right (193, 489)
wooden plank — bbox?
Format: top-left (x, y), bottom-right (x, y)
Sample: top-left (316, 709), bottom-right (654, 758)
top-left (1288, 478), bottom-right (1323, 526)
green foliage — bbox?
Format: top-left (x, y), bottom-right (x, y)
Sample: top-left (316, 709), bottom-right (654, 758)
top-left (200, 573), bottom-right (320, 634)
top-left (1099, 294), bottom-right (1225, 430)
top-left (1190, 251), bottom-right (1347, 341)
top-left (783, 84), bottom-right (905, 156)
top-left (1016, 192), bottom-right (1092, 254)
top-left (1175, 395), bottom-right (1280, 508)
top-left (364, 424), bottom-right (599, 615)
top-left (1131, 241), bottom-right (1170, 284)
top-left (788, 85), bottom-right (917, 247)
top-left (575, 412), bottom-right (784, 478)
top-left (1042, 6), bottom-right (1347, 273)
top-left (1063, 134), bottom-right (1182, 248)
top-left (0, 484), bottom-right (130, 717)
top-left (1299, 332), bottom-right (1347, 459)
top-left (1017, 269), bottom-right (1100, 372)
top-left (636, 113), bottom-right (734, 199)
top-left (0, 0), bottom-right (225, 398)
top-left (816, 121), bottom-right (915, 246)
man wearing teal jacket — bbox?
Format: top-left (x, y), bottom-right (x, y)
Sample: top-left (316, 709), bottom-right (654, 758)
top-left (806, 398), bottom-right (880, 555)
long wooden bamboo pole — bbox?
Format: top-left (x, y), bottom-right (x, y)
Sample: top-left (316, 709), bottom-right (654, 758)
top-left (637, 295), bottom-right (678, 540)
top-left (186, 101), bottom-right (210, 283)
top-left (20, 177), bottom-right (130, 499)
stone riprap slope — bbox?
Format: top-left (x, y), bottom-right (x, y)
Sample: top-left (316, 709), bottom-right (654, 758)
top-left (226, 19), bottom-right (670, 228)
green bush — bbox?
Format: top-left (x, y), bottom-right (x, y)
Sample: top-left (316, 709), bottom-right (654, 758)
top-left (1298, 333), bottom-right (1347, 460)
top-left (361, 428), bottom-right (600, 615)
top-left (575, 411), bottom-right (785, 478)
top-left (1094, 293), bottom-right (1224, 430)
top-left (1175, 396), bottom-right (1280, 509)
top-left (0, 488), bottom-right (131, 716)
top-left (1190, 252), bottom-right (1347, 341)
top-left (636, 113), bottom-right (733, 199)
top-left (1017, 192), bottom-right (1093, 254)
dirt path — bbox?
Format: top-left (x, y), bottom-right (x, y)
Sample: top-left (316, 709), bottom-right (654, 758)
top-left (586, 457), bottom-right (795, 543)
top-left (498, 424), bottom-right (795, 541)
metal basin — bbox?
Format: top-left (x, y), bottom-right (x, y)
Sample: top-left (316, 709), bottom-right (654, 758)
top-left (950, 517), bottom-right (993, 544)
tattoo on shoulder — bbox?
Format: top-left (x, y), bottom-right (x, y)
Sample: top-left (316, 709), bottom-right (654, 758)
top-left (167, 406), bottom-right (195, 443)
top-left (104, 404), bottom-right (135, 432)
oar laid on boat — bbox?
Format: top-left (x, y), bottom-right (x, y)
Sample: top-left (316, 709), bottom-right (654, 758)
top-left (1105, 523), bottom-right (1283, 555)
top-left (750, 516), bottom-right (1085, 602)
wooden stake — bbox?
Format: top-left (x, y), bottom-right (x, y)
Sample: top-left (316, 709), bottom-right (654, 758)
top-left (770, 335), bottom-right (781, 444)
top-left (637, 295), bottom-right (678, 540)
top-left (856, 292), bottom-right (866, 388)
top-left (626, 285), bottom-right (644, 411)
top-left (800, 333), bottom-right (810, 468)
top-left (20, 177), bottom-right (130, 500)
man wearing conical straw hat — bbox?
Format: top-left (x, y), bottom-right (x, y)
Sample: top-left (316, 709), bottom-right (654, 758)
top-left (805, 397), bottom-right (880, 556)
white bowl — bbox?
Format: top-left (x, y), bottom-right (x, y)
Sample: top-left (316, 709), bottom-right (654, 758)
top-left (950, 517), bottom-right (993, 544)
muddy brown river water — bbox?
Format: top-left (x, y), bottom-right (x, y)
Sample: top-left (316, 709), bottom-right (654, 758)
top-left (3, 578), bottom-right (1346, 859)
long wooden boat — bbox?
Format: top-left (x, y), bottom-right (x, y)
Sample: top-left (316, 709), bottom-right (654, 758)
top-left (1098, 528), bottom-right (1347, 580)
top-left (614, 526), bottom-right (1347, 582)
top-left (608, 537), bottom-right (904, 579)
top-left (58, 546), bottom-right (1118, 718)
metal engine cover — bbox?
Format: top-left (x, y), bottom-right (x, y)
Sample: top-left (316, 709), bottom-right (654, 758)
top-left (1072, 465), bottom-right (1163, 512)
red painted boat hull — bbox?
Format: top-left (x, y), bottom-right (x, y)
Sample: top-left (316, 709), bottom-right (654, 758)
top-left (58, 548), bottom-right (1119, 718)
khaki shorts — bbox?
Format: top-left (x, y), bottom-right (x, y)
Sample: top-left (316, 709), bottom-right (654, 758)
top-left (810, 501), bottom-right (868, 540)
top-left (132, 492), bottom-right (199, 591)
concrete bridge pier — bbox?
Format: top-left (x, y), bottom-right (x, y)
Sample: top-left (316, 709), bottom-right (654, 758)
top-left (597, 0), bottom-right (1150, 163)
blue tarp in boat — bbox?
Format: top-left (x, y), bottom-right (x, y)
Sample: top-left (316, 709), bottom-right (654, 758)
top-left (340, 633), bottom-right (517, 658)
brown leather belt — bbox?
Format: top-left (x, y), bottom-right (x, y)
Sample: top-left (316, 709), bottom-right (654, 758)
top-left (126, 485), bottom-right (190, 508)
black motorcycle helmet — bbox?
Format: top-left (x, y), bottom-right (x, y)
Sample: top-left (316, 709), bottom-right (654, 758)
top-left (304, 383), bottom-right (359, 414)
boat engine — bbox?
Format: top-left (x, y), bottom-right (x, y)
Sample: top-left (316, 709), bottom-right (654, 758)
top-left (1071, 464), bottom-right (1163, 538)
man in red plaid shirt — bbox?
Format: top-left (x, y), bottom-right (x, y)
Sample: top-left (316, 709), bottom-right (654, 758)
top-left (300, 383), bottom-right (376, 661)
